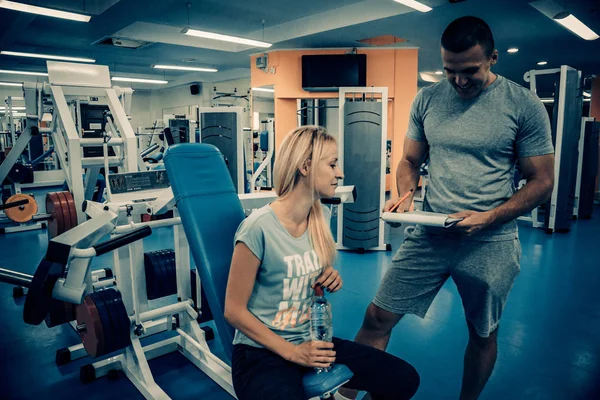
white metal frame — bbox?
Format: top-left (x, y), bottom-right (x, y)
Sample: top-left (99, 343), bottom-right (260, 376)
top-left (250, 119), bottom-right (274, 192)
top-left (46, 83), bottom-right (137, 223)
top-left (521, 65), bottom-right (578, 232)
top-left (337, 87), bottom-right (388, 251)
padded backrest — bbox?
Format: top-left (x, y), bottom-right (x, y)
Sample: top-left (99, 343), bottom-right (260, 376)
top-left (164, 143), bottom-right (245, 361)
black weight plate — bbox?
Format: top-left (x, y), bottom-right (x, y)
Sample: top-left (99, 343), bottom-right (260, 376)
top-left (97, 289), bottom-right (123, 352)
top-left (103, 289), bottom-right (128, 352)
top-left (89, 291), bottom-right (114, 356)
top-left (164, 250), bottom-right (177, 297)
top-left (45, 299), bottom-right (68, 328)
top-left (102, 289), bottom-right (127, 353)
top-left (113, 291), bottom-right (131, 350)
top-left (23, 259), bottom-right (63, 325)
top-left (115, 292), bottom-right (131, 348)
top-left (144, 252), bottom-right (159, 300)
top-left (157, 251), bottom-right (170, 298)
top-left (152, 251), bottom-right (166, 299)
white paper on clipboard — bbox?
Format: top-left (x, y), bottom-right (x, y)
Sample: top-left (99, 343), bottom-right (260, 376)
top-left (381, 211), bottom-right (464, 228)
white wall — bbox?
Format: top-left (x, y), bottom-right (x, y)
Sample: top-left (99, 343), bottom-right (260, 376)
top-left (128, 90), bottom-right (153, 131)
top-left (125, 77), bottom-right (253, 134)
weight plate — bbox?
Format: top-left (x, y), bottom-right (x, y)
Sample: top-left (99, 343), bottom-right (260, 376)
top-left (115, 292), bottom-right (132, 349)
top-left (156, 251), bottom-right (169, 299)
top-left (89, 291), bottom-right (114, 356)
top-left (46, 192), bottom-right (64, 238)
top-left (144, 252), bottom-right (159, 300)
top-left (55, 192), bottom-right (71, 235)
top-left (23, 259), bottom-right (64, 325)
top-left (4, 193), bottom-right (37, 223)
top-left (76, 294), bottom-right (105, 358)
top-left (62, 191), bottom-right (78, 231)
top-left (45, 299), bottom-right (76, 328)
top-left (8, 163), bottom-right (28, 184)
top-left (108, 289), bottom-right (130, 352)
top-left (165, 251), bottom-right (177, 297)
top-left (97, 289), bottom-right (122, 353)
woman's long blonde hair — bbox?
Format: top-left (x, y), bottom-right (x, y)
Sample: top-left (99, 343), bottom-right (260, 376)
top-left (273, 125), bottom-right (337, 269)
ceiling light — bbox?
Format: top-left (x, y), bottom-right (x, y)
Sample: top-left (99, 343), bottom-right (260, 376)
top-left (0, 106), bottom-right (26, 110)
top-left (252, 87), bottom-right (275, 93)
top-left (153, 65), bottom-right (218, 72)
top-left (0, 82), bottom-right (23, 87)
top-left (1, 50), bottom-right (95, 63)
top-left (507, 48), bottom-right (519, 53)
top-left (554, 12), bottom-right (599, 41)
top-left (583, 92), bottom-right (591, 98)
top-left (419, 72), bottom-right (442, 83)
top-left (434, 70), bottom-right (443, 75)
top-left (111, 77), bottom-right (168, 84)
top-left (0, 1), bottom-right (91, 22)
top-left (182, 28), bottom-right (272, 48)
top-left (0, 69), bottom-right (48, 76)
top-left (537, 61), bottom-right (548, 65)
top-left (393, 0), bottom-right (432, 12)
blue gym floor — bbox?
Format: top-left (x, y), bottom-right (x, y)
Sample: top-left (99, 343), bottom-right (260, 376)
top-left (1, 207), bottom-right (599, 399)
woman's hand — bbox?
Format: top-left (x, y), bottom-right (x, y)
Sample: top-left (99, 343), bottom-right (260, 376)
top-left (313, 266), bottom-right (342, 292)
top-left (287, 341), bottom-right (336, 368)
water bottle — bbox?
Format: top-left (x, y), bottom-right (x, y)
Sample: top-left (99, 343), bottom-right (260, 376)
top-left (310, 283), bottom-right (333, 372)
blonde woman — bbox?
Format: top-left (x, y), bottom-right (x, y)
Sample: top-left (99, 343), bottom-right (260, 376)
top-left (224, 126), bottom-right (420, 400)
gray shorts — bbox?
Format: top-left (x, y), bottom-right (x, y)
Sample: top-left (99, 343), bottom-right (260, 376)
top-left (373, 226), bottom-right (521, 337)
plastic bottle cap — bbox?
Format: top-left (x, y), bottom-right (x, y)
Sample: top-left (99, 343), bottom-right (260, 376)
top-left (314, 284), bottom-right (324, 296)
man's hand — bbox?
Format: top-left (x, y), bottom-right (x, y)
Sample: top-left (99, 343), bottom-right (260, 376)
top-left (383, 194), bottom-right (415, 228)
top-left (450, 210), bottom-right (496, 235)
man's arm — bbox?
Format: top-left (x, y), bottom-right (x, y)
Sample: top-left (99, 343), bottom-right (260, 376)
top-left (384, 136), bottom-right (429, 213)
top-left (489, 154), bottom-right (555, 224)
top-left (451, 154), bottom-right (554, 234)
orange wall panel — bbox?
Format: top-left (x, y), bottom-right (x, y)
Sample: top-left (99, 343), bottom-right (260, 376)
top-left (251, 48), bottom-right (419, 185)
top-left (391, 48), bottom-right (418, 196)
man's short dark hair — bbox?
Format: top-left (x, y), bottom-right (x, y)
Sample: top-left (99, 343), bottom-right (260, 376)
top-left (441, 16), bottom-right (495, 57)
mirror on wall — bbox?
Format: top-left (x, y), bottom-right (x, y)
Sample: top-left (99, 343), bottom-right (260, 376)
top-left (250, 85), bottom-right (274, 131)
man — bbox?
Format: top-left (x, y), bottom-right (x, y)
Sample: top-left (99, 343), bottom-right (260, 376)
top-left (339, 16), bottom-right (555, 400)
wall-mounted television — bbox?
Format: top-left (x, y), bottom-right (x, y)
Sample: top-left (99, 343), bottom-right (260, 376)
top-left (302, 54), bottom-right (367, 92)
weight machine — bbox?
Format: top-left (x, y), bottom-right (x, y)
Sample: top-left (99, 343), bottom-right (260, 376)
top-left (337, 87), bottom-right (389, 252)
top-left (521, 65), bottom-right (584, 233)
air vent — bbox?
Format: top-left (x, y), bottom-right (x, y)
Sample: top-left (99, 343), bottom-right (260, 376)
top-left (93, 36), bottom-right (150, 49)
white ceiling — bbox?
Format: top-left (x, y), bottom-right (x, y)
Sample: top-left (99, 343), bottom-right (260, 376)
top-left (0, 0), bottom-right (598, 94)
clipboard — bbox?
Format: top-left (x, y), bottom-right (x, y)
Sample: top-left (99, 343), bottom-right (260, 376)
top-left (381, 211), bottom-right (464, 228)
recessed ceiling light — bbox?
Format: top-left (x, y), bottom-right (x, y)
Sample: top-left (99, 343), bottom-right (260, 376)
top-left (111, 77), bottom-right (168, 84)
top-left (0, 82), bottom-right (23, 87)
top-left (0, 69), bottom-right (48, 76)
top-left (182, 28), bottom-right (272, 48)
top-left (0, 1), bottom-right (91, 22)
top-left (153, 65), bottom-right (218, 72)
top-left (537, 61), bottom-right (548, 65)
top-left (507, 48), bottom-right (519, 53)
top-left (434, 70), bottom-right (443, 75)
top-left (1, 50), bottom-right (95, 63)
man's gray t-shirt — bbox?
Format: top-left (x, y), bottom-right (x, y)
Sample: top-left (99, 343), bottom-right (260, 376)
top-left (232, 204), bottom-right (330, 348)
top-left (407, 75), bottom-right (554, 241)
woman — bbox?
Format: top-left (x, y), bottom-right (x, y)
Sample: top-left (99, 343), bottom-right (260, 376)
top-left (224, 126), bottom-right (420, 400)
